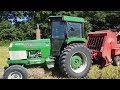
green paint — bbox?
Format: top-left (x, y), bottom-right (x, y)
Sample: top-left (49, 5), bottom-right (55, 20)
top-left (63, 16), bottom-right (86, 23)
top-left (49, 16), bottom-right (86, 23)
top-left (9, 39), bottom-right (50, 57)
top-left (7, 57), bottom-right (56, 66)
top-left (71, 55), bottom-right (82, 69)
top-left (28, 58), bottom-right (46, 64)
top-left (8, 57), bottom-right (46, 65)
top-left (8, 59), bottom-right (29, 64)
top-left (67, 38), bottom-right (86, 44)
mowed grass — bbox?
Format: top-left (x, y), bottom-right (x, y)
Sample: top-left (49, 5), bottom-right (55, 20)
top-left (1, 46), bottom-right (120, 79)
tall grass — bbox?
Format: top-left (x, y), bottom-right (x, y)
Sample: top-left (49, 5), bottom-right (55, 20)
top-left (86, 65), bottom-right (120, 79)
top-left (0, 46), bottom-right (8, 68)
top-left (0, 40), bottom-right (11, 47)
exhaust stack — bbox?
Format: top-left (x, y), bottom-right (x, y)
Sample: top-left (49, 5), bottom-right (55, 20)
top-left (36, 24), bottom-right (41, 40)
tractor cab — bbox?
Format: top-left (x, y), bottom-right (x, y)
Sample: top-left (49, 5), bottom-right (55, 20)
top-left (49, 16), bottom-right (86, 56)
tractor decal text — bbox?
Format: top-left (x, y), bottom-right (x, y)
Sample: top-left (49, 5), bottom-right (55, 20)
top-left (24, 43), bottom-right (37, 47)
top-left (15, 43), bottom-right (24, 45)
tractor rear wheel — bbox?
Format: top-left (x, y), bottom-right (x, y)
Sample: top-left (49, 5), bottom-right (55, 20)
top-left (113, 56), bottom-right (120, 66)
top-left (3, 65), bottom-right (28, 79)
top-left (59, 44), bottom-right (92, 78)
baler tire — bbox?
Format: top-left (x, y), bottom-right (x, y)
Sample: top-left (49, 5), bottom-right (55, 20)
top-left (59, 43), bottom-right (92, 78)
top-left (113, 56), bottom-right (120, 66)
top-left (3, 65), bottom-right (28, 79)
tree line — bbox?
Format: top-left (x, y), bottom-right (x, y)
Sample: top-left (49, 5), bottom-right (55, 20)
top-left (0, 11), bottom-right (120, 41)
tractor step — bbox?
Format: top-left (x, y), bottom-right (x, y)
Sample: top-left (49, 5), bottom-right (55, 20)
top-left (46, 57), bottom-right (55, 69)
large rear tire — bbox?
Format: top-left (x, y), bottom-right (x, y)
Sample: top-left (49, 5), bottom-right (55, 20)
top-left (3, 65), bottom-right (28, 79)
top-left (59, 44), bottom-right (92, 78)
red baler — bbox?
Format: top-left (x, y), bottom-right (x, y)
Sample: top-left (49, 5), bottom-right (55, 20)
top-left (86, 30), bottom-right (120, 67)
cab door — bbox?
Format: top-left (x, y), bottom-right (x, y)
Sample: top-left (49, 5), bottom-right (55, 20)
top-left (51, 21), bottom-right (65, 56)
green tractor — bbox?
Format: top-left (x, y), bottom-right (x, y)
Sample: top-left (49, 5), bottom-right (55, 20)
top-left (3, 15), bottom-right (92, 79)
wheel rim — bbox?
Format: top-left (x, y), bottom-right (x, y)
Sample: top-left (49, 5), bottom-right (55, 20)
top-left (70, 51), bottom-right (87, 73)
top-left (116, 59), bottom-right (120, 66)
top-left (71, 55), bottom-right (82, 69)
top-left (8, 71), bottom-right (22, 79)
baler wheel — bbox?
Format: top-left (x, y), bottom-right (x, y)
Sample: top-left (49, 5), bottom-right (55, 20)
top-left (113, 56), bottom-right (120, 66)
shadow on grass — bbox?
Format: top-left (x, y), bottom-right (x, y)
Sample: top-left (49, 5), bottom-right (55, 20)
top-left (25, 64), bottom-right (66, 79)
top-left (43, 66), bottom-right (66, 79)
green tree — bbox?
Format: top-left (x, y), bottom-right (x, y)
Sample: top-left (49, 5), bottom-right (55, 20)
top-left (1, 11), bottom-right (120, 41)
top-left (0, 20), bottom-right (23, 41)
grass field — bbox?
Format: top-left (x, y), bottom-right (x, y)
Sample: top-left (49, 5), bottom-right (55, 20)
top-left (0, 47), bottom-right (9, 68)
top-left (1, 46), bottom-right (120, 79)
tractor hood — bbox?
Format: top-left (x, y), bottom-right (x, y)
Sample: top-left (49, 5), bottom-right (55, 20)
top-left (9, 39), bottom-right (50, 51)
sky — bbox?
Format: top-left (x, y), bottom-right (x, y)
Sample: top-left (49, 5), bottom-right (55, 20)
top-left (17, 17), bottom-right (27, 22)
top-left (11, 17), bottom-right (28, 24)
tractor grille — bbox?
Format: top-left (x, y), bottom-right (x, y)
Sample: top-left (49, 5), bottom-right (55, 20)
top-left (87, 36), bottom-right (104, 51)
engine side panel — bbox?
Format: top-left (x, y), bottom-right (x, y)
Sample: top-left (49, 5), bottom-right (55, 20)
top-left (9, 39), bottom-right (50, 57)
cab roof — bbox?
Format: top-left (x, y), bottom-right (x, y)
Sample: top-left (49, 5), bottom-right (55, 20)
top-left (49, 15), bottom-right (86, 23)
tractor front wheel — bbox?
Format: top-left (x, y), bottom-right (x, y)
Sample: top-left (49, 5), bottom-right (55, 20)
top-left (59, 44), bottom-right (92, 78)
top-left (3, 65), bottom-right (28, 79)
